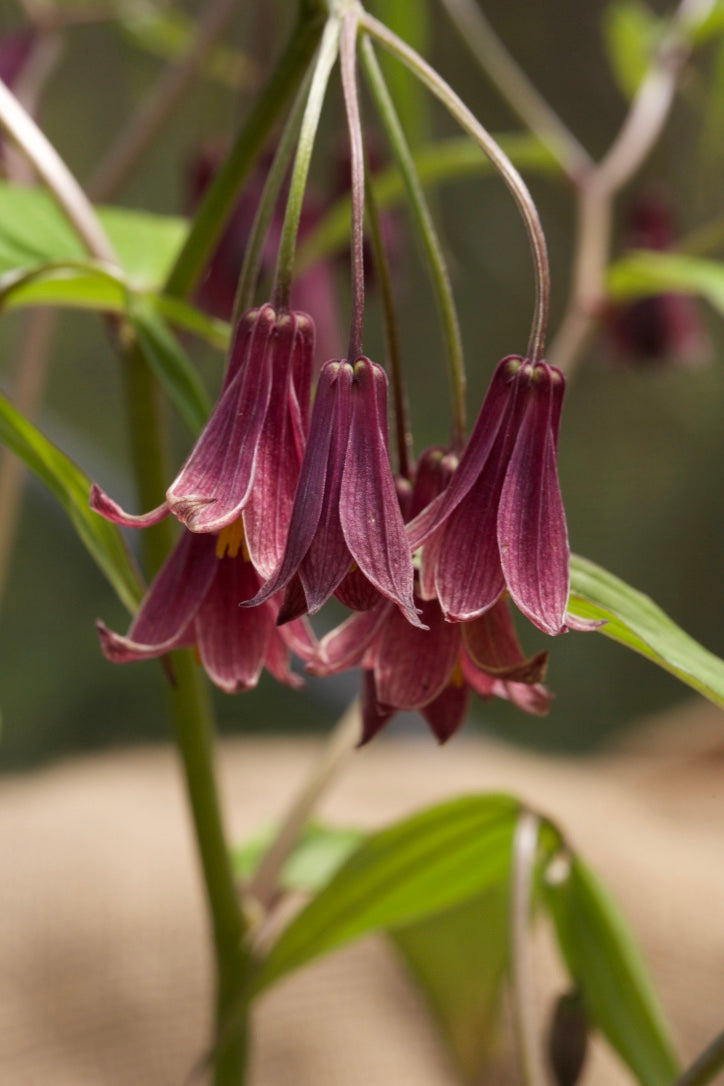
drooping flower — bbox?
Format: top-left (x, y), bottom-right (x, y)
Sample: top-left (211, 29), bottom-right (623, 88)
top-left (246, 356), bottom-right (421, 627)
top-left (310, 590), bottom-right (551, 743)
top-left (94, 516), bottom-right (314, 694)
top-left (305, 445), bottom-right (552, 743)
top-left (91, 304), bottom-right (314, 580)
top-left (408, 356), bottom-right (584, 636)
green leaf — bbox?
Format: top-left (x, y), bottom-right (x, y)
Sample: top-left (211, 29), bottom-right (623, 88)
top-left (253, 794), bottom-right (519, 993)
top-left (0, 393), bottom-right (142, 612)
top-left (544, 856), bottom-right (679, 1086)
top-left (128, 301), bottom-right (211, 435)
top-left (607, 249), bottom-right (724, 314)
top-left (0, 181), bottom-right (188, 286)
top-left (569, 553), bottom-right (724, 707)
top-left (603, 0), bottom-right (661, 98)
top-left (296, 134), bottom-right (556, 271)
top-left (0, 261), bottom-right (130, 313)
top-left (391, 885), bottom-right (509, 1084)
top-left (367, 0), bottom-right (433, 147)
top-left (234, 821), bottom-right (366, 894)
top-left (154, 295), bottom-right (230, 350)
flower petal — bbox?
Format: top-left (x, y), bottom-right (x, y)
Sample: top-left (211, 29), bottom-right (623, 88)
top-left (334, 565), bottom-right (382, 611)
top-left (421, 682), bottom-right (471, 743)
top-left (246, 360), bottom-right (350, 609)
top-left (90, 484), bottom-right (169, 528)
top-left (462, 598), bottom-right (549, 682)
top-left (97, 531), bottom-right (217, 660)
top-left (359, 671), bottom-right (394, 745)
top-left (340, 359), bottom-right (421, 627)
top-left (374, 596), bottom-right (460, 710)
top-left (407, 357), bottom-right (521, 550)
top-left (498, 367), bottom-right (569, 635)
top-left (195, 554), bottom-right (272, 693)
top-left (309, 602), bottom-right (390, 676)
top-left (166, 305), bottom-right (276, 533)
top-left (244, 311), bottom-right (309, 577)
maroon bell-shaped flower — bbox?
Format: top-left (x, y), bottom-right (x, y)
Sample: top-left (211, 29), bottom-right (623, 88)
top-left (408, 356), bottom-right (579, 636)
top-left (310, 585), bottom-right (551, 744)
top-left (94, 517), bottom-right (314, 694)
top-left (306, 445), bottom-right (551, 743)
top-left (92, 304), bottom-right (314, 581)
top-left (247, 356), bottom-right (421, 627)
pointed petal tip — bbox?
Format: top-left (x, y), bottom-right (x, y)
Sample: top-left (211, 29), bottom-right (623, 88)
top-left (90, 484), bottom-right (169, 528)
top-left (564, 611), bottom-right (606, 632)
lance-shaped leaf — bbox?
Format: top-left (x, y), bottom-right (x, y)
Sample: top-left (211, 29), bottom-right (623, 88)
top-left (0, 392), bottom-right (142, 611)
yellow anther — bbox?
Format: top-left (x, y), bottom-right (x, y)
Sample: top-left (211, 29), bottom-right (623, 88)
top-left (215, 518), bottom-right (248, 560)
top-left (450, 658), bottom-right (465, 688)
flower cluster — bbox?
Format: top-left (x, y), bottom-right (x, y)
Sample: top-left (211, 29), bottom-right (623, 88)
top-left (93, 310), bottom-right (587, 740)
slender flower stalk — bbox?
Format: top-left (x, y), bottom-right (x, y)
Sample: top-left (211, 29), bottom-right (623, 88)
top-left (364, 147), bottom-right (412, 479)
top-left (273, 15), bottom-right (342, 311)
top-left (359, 10), bottom-right (550, 362)
top-left (340, 9), bottom-right (365, 362)
top-left (361, 35), bottom-right (467, 447)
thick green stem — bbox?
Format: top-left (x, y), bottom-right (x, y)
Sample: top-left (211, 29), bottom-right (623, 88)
top-left (121, 339), bottom-right (250, 1085)
top-left (165, 0), bottom-right (327, 301)
top-left (361, 36), bottom-right (467, 449)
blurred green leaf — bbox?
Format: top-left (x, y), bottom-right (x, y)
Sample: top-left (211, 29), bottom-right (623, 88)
top-left (128, 301), bottom-right (211, 435)
top-left (392, 885), bottom-right (509, 1084)
top-left (602, 0), bottom-right (661, 98)
top-left (153, 295), bottom-right (230, 350)
top-left (545, 856), bottom-right (679, 1086)
top-left (297, 134), bottom-right (555, 270)
top-left (253, 794), bottom-right (518, 993)
top-left (569, 554), bottom-right (724, 707)
top-left (0, 262), bottom-right (130, 313)
top-left (0, 393), bottom-right (142, 612)
top-left (234, 821), bottom-right (366, 893)
top-left (0, 181), bottom-right (187, 286)
top-left (607, 249), bottom-right (724, 313)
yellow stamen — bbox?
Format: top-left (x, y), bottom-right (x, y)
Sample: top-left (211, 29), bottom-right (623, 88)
top-left (215, 518), bottom-right (249, 560)
top-left (450, 658), bottom-right (465, 688)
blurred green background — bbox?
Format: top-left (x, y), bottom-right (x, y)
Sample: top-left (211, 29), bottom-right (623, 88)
top-left (0, 0), bottom-right (722, 769)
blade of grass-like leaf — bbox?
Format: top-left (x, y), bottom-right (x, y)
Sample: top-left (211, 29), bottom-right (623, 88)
top-left (0, 392), bottom-right (142, 611)
top-left (128, 301), bottom-right (211, 435)
top-left (544, 855), bottom-right (680, 1086)
top-left (252, 794), bottom-right (519, 993)
top-left (391, 885), bottom-right (509, 1084)
top-left (0, 262), bottom-right (129, 313)
top-left (569, 554), bottom-right (724, 707)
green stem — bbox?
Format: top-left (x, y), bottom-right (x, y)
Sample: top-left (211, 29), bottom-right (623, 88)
top-left (273, 15), bottom-right (341, 310)
top-left (674, 1031), bottom-right (724, 1086)
top-left (232, 74), bottom-right (310, 321)
top-left (165, 0), bottom-right (327, 301)
top-left (360, 36), bottom-right (467, 450)
top-left (121, 340), bottom-right (249, 1085)
top-left (360, 10), bottom-right (550, 363)
top-left (365, 151), bottom-right (412, 479)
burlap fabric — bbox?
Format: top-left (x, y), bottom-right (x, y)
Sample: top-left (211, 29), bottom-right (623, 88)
top-left (1, 700), bottom-right (722, 1085)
